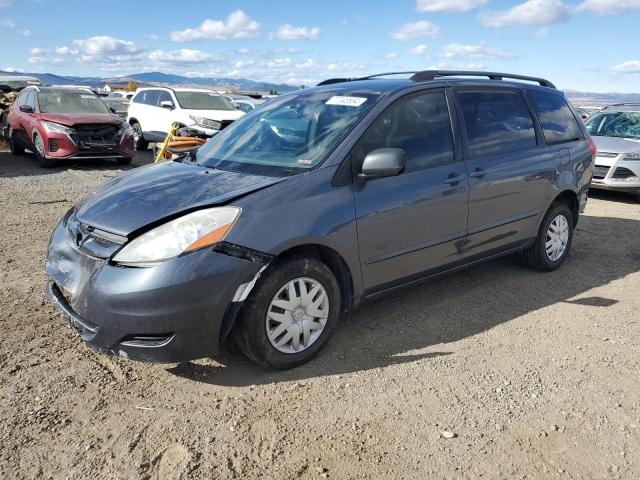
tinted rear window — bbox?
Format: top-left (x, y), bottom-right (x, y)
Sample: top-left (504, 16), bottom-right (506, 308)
top-left (458, 90), bottom-right (536, 157)
top-left (527, 90), bottom-right (582, 144)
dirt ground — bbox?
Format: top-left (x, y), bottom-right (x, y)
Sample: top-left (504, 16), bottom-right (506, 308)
top-left (0, 149), bottom-right (638, 480)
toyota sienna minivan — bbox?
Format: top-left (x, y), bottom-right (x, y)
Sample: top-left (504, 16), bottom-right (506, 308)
top-left (45, 71), bottom-right (595, 369)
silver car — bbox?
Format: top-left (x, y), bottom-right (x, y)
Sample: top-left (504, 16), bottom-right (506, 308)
top-left (585, 104), bottom-right (640, 201)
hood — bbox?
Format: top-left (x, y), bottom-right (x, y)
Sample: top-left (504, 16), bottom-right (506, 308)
top-left (39, 112), bottom-right (123, 127)
top-left (75, 161), bottom-right (285, 237)
top-left (593, 136), bottom-right (640, 155)
top-left (187, 109), bottom-right (244, 122)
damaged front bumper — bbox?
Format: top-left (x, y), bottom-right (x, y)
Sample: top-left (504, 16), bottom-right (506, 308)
top-left (44, 217), bottom-right (270, 363)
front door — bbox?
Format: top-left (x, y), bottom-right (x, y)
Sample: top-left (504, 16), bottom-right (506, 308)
top-left (352, 89), bottom-right (469, 293)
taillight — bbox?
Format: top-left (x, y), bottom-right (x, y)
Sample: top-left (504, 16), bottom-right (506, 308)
top-left (587, 137), bottom-right (597, 160)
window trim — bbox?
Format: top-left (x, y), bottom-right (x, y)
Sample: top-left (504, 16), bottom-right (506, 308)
top-left (349, 87), bottom-right (459, 178)
top-left (451, 86), bottom-right (541, 160)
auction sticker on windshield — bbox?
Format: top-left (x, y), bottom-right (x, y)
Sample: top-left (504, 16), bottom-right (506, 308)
top-left (326, 96), bottom-right (368, 107)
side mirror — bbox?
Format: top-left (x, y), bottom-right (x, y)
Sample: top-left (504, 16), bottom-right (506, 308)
top-left (19, 105), bottom-right (34, 114)
top-left (359, 148), bottom-right (405, 179)
top-left (160, 100), bottom-right (175, 109)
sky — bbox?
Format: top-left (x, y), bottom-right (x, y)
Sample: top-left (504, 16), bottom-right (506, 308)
top-left (1, 0), bottom-right (640, 92)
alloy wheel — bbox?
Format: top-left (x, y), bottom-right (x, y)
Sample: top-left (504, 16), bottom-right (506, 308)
top-left (545, 214), bottom-right (569, 261)
top-left (265, 277), bottom-right (329, 354)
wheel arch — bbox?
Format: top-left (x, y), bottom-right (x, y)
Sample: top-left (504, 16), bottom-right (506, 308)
top-left (552, 190), bottom-right (580, 226)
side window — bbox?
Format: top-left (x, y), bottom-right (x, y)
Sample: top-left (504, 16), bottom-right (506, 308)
top-left (144, 90), bottom-right (160, 107)
top-left (352, 91), bottom-right (455, 172)
top-left (527, 90), bottom-right (583, 144)
top-left (25, 92), bottom-right (36, 110)
top-left (132, 91), bottom-right (145, 104)
top-left (157, 91), bottom-right (173, 105)
top-left (458, 90), bottom-right (536, 157)
top-left (17, 92), bottom-right (28, 107)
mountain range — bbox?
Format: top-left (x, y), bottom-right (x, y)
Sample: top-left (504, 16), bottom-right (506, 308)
top-left (0, 70), bottom-right (299, 94)
top-left (1, 70), bottom-right (639, 104)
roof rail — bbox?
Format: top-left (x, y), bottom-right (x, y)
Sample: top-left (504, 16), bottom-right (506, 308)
top-left (409, 70), bottom-right (556, 89)
top-left (317, 71), bottom-right (419, 86)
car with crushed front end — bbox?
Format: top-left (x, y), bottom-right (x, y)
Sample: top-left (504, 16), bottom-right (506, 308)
top-left (584, 103), bottom-right (640, 201)
top-left (6, 86), bottom-right (135, 167)
top-left (45, 70), bottom-right (595, 369)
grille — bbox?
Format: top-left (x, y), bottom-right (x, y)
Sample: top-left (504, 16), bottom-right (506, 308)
top-left (612, 167), bottom-right (636, 179)
top-left (592, 165), bottom-right (610, 179)
top-left (70, 124), bottom-right (118, 152)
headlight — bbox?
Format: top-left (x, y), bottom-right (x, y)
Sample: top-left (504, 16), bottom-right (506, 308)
top-left (113, 206), bottom-right (241, 266)
top-left (189, 115), bottom-right (222, 130)
top-left (623, 152), bottom-right (640, 161)
top-left (41, 120), bottom-right (75, 135)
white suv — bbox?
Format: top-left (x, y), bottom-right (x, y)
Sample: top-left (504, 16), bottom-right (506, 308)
top-left (127, 87), bottom-right (244, 150)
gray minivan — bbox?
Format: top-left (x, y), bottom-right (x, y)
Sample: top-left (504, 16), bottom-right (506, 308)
top-left (45, 71), bottom-right (595, 369)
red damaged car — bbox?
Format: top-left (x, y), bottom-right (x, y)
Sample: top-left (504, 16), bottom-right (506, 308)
top-left (6, 86), bottom-right (134, 167)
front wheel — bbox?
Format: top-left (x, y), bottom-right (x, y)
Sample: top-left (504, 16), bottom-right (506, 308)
top-left (131, 122), bottom-right (148, 151)
top-left (521, 202), bottom-right (574, 271)
top-left (33, 133), bottom-right (55, 168)
top-left (234, 256), bottom-right (341, 369)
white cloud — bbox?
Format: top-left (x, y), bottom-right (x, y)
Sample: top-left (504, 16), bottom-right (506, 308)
top-left (72, 36), bottom-right (141, 58)
top-left (0, 19), bottom-right (14, 27)
top-left (270, 24), bottom-right (320, 40)
top-left (479, 0), bottom-right (570, 28)
top-left (612, 60), bottom-right (640, 73)
top-left (442, 43), bottom-right (515, 60)
top-left (169, 10), bottom-right (260, 42)
top-left (327, 61), bottom-right (367, 72)
top-left (30, 47), bottom-right (46, 55)
top-left (146, 34), bottom-right (161, 41)
top-left (391, 20), bottom-right (441, 40)
top-left (295, 58), bottom-right (316, 69)
top-left (385, 51), bottom-right (399, 60)
top-left (148, 49), bottom-right (213, 64)
top-left (266, 57), bottom-right (293, 69)
top-left (417, 0), bottom-right (487, 13)
top-left (409, 44), bottom-right (429, 55)
top-left (55, 46), bottom-right (78, 55)
top-left (575, 0), bottom-right (640, 14)
top-left (19, 29), bottom-right (30, 36)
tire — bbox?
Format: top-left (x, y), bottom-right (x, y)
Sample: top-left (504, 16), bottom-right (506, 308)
top-left (521, 202), bottom-right (574, 271)
top-left (8, 128), bottom-right (25, 155)
top-left (131, 122), bottom-right (148, 151)
top-left (116, 156), bottom-right (132, 165)
top-left (33, 133), bottom-right (55, 168)
top-left (234, 256), bottom-right (341, 369)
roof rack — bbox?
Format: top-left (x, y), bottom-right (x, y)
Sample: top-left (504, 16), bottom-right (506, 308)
top-left (409, 70), bottom-right (556, 88)
top-left (317, 71), bottom-right (418, 86)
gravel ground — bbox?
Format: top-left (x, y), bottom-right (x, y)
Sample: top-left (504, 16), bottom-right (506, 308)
top-left (0, 149), bottom-right (639, 480)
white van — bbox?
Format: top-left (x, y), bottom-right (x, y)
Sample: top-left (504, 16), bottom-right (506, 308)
top-left (127, 87), bottom-right (244, 149)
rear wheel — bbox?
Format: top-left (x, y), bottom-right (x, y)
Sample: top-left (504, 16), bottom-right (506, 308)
top-left (33, 133), bottom-right (55, 168)
top-left (8, 128), bottom-right (25, 155)
top-left (521, 202), bottom-right (574, 271)
top-left (234, 256), bottom-right (341, 369)
top-left (131, 122), bottom-right (148, 151)
top-left (116, 156), bottom-right (132, 165)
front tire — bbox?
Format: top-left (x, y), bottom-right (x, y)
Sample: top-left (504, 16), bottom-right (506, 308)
top-left (131, 122), bottom-right (148, 151)
top-left (521, 202), bottom-right (574, 271)
top-left (234, 256), bottom-right (341, 369)
top-left (33, 133), bottom-right (55, 168)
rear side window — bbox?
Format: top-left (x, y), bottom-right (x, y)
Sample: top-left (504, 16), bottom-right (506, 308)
top-left (352, 91), bottom-right (455, 172)
top-left (458, 90), bottom-right (536, 157)
top-left (158, 91), bottom-right (173, 105)
top-left (527, 90), bottom-right (583, 144)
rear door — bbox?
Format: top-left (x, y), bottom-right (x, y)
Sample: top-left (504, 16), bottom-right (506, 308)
top-left (454, 88), bottom-right (549, 259)
top-left (352, 89), bottom-right (469, 293)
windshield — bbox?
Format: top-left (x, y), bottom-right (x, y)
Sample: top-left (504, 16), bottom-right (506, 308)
top-left (175, 91), bottom-right (235, 110)
top-left (585, 111), bottom-right (640, 139)
top-left (38, 92), bottom-right (110, 114)
top-left (194, 89), bottom-right (382, 176)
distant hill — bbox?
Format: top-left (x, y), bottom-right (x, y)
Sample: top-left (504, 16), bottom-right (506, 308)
top-left (564, 90), bottom-right (640, 106)
top-left (0, 70), bottom-right (298, 94)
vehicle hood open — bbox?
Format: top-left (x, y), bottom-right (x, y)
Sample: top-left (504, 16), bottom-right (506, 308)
top-left (40, 113), bottom-right (123, 127)
top-left (593, 136), bottom-right (640, 155)
top-left (74, 161), bottom-right (286, 237)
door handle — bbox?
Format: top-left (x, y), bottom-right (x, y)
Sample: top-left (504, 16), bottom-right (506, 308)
top-left (444, 174), bottom-right (466, 185)
top-left (469, 168), bottom-right (487, 178)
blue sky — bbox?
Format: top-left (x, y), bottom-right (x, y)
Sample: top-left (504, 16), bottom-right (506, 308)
top-left (1, 0), bottom-right (639, 92)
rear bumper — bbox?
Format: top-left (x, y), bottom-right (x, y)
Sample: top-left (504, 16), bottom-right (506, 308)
top-left (45, 218), bottom-right (265, 362)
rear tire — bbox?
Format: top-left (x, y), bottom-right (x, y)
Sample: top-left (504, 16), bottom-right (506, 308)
top-left (131, 122), bottom-right (148, 151)
top-left (116, 156), bottom-right (132, 165)
top-left (521, 202), bottom-right (574, 271)
top-left (8, 128), bottom-right (25, 155)
top-left (33, 133), bottom-right (55, 168)
top-left (234, 256), bottom-right (341, 369)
